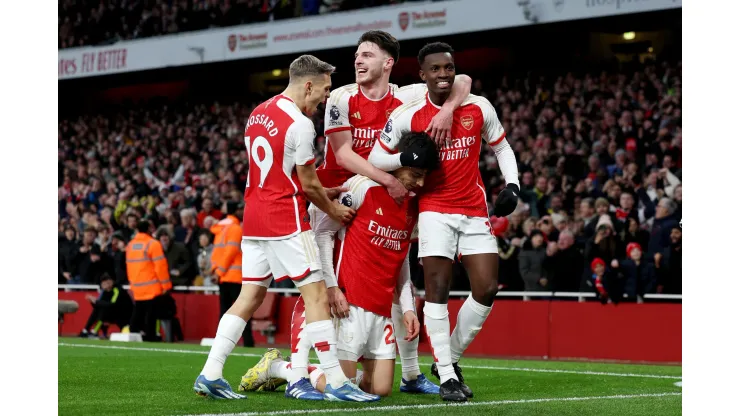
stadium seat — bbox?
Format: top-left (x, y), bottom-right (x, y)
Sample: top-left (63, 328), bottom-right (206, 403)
top-left (251, 292), bottom-right (279, 343)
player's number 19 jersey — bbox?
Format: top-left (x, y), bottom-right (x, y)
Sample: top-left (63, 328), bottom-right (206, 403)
top-left (242, 95), bottom-right (316, 240)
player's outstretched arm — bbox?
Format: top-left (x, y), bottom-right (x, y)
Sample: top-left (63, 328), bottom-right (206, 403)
top-left (297, 163), bottom-right (355, 225)
top-left (327, 130), bottom-right (407, 203)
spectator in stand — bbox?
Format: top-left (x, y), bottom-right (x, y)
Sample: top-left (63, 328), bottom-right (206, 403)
top-left (543, 230), bottom-right (583, 292)
top-left (621, 217), bottom-right (650, 253)
top-left (584, 197), bottom-right (619, 238)
top-left (518, 230), bottom-right (548, 291)
top-left (611, 243), bottom-right (656, 303)
top-left (121, 213), bottom-right (139, 242)
top-left (197, 198), bottom-right (223, 228)
top-left (109, 231), bottom-right (129, 285)
top-left (176, 208), bottom-right (202, 264)
top-left (582, 214), bottom-right (623, 289)
top-left (156, 226), bottom-right (194, 287)
top-left (648, 198), bottom-right (680, 260)
top-left (197, 230), bottom-right (216, 287)
top-left (74, 228), bottom-right (107, 284)
top-left (656, 225), bottom-right (682, 294)
top-left (587, 258), bottom-right (610, 304)
top-left (59, 226), bottom-right (79, 284)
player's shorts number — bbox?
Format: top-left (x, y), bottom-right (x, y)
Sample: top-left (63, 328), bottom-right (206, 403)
top-left (244, 136), bottom-right (273, 188)
top-left (384, 324), bottom-right (395, 345)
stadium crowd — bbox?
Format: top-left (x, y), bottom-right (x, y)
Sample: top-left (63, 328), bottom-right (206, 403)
top-left (58, 60), bottom-right (682, 302)
top-left (59, 0), bottom-right (414, 49)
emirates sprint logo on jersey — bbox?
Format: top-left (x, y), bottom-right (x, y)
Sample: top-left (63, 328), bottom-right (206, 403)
top-left (328, 105), bottom-right (341, 126)
top-left (369, 220), bottom-right (408, 251)
top-left (381, 119), bottom-right (393, 144)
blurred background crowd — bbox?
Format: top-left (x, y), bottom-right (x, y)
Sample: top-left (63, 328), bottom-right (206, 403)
top-left (58, 0), bottom-right (434, 48)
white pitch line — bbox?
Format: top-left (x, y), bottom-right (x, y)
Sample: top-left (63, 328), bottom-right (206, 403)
top-left (180, 392), bottom-right (682, 416)
top-left (58, 343), bottom-right (681, 380)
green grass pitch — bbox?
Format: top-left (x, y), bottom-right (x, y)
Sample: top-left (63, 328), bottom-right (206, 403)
top-left (58, 337), bottom-right (681, 415)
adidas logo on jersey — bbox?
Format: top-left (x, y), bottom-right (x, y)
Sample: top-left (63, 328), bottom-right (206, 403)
top-left (351, 112), bottom-right (362, 119)
top-left (376, 208), bottom-right (383, 216)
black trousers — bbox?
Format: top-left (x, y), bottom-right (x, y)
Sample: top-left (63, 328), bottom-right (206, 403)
top-left (130, 298), bottom-right (161, 341)
top-left (219, 282), bottom-right (254, 347)
top-left (84, 305), bottom-right (128, 332)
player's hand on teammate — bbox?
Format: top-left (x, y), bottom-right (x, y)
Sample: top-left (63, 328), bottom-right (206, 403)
top-left (327, 287), bottom-right (350, 319)
top-left (402, 311), bottom-right (420, 341)
top-left (492, 183), bottom-right (520, 217)
top-left (330, 200), bottom-right (356, 225)
top-left (425, 107), bottom-right (453, 146)
top-left (385, 177), bottom-right (409, 205)
top-left (324, 186), bottom-right (348, 200)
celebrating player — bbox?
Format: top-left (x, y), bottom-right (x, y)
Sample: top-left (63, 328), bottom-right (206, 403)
top-left (240, 131), bottom-right (440, 397)
top-left (194, 55), bottom-right (377, 402)
top-left (280, 30), bottom-right (471, 398)
top-left (368, 42), bottom-right (521, 402)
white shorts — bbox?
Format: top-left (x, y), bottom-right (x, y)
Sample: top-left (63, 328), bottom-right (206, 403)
top-left (337, 305), bottom-right (396, 361)
top-left (417, 212), bottom-right (498, 260)
top-left (241, 230), bottom-right (322, 288)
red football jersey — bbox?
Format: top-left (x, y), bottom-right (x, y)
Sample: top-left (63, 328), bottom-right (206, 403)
top-left (378, 93), bottom-right (507, 218)
top-left (318, 83), bottom-right (428, 188)
top-left (334, 176), bottom-right (417, 318)
top-left (242, 94), bottom-right (315, 239)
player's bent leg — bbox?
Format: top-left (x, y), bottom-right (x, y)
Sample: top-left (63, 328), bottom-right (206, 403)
top-left (239, 348), bottom-right (284, 392)
top-left (359, 359), bottom-right (394, 397)
top-left (391, 303), bottom-right (440, 394)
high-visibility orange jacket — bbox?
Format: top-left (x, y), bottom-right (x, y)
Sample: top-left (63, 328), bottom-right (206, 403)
top-left (210, 215), bottom-right (242, 284)
top-left (125, 232), bottom-right (172, 301)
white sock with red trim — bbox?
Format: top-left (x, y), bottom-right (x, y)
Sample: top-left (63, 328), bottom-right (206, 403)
top-left (304, 320), bottom-right (346, 387)
top-left (200, 314), bottom-right (246, 380)
top-left (392, 303), bottom-right (421, 381)
top-left (289, 297), bottom-right (311, 383)
top-left (450, 295), bottom-right (492, 363)
top-left (423, 302), bottom-right (456, 384)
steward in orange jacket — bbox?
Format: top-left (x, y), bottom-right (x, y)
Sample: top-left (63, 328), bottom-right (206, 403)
top-left (210, 202), bottom-right (253, 347)
top-left (210, 215), bottom-right (242, 285)
top-left (126, 220), bottom-right (172, 340)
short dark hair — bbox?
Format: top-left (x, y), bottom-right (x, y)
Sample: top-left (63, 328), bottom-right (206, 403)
top-left (127, 213), bottom-right (138, 220)
top-left (358, 30), bottom-right (400, 64)
top-left (136, 220), bottom-right (151, 233)
top-left (100, 273), bottom-right (114, 283)
top-left (226, 201), bottom-right (240, 216)
top-left (417, 42), bottom-right (454, 65)
top-left (397, 132), bottom-right (440, 171)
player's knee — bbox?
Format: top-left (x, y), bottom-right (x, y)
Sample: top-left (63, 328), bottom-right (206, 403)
top-left (371, 383), bottom-right (392, 397)
top-left (473, 282), bottom-right (498, 307)
top-left (424, 270), bottom-right (450, 303)
top-left (301, 281), bottom-right (329, 310)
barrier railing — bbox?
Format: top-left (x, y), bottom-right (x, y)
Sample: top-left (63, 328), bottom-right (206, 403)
top-left (58, 284), bottom-right (681, 301)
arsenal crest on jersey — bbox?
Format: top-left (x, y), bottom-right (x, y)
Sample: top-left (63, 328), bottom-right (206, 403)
top-left (461, 115), bottom-right (474, 131)
top-left (398, 12), bottom-right (409, 31)
top-left (228, 34), bottom-right (237, 52)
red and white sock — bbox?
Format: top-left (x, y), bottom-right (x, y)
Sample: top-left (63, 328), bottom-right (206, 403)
top-left (290, 296), bottom-right (312, 382)
top-left (450, 295), bottom-right (492, 363)
top-left (423, 302), bottom-right (456, 384)
top-left (392, 303), bottom-right (420, 381)
top-left (200, 314), bottom-right (246, 380)
top-left (304, 320), bottom-right (346, 387)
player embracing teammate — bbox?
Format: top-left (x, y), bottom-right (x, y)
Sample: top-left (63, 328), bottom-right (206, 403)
top-left (369, 42), bottom-right (520, 402)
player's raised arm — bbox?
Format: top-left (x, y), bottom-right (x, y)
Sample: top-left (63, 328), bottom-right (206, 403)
top-left (324, 89), bottom-right (408, 204)
top-left (479, 97), bottom-right (521, 217)
top-left (394, 75), bottom-right (472, 144)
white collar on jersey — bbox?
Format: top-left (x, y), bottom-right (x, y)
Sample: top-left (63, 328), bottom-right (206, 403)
top-left (426, 91), bottom-right (442, 110)
top-left (358, 84), bottom-right (391, 102)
